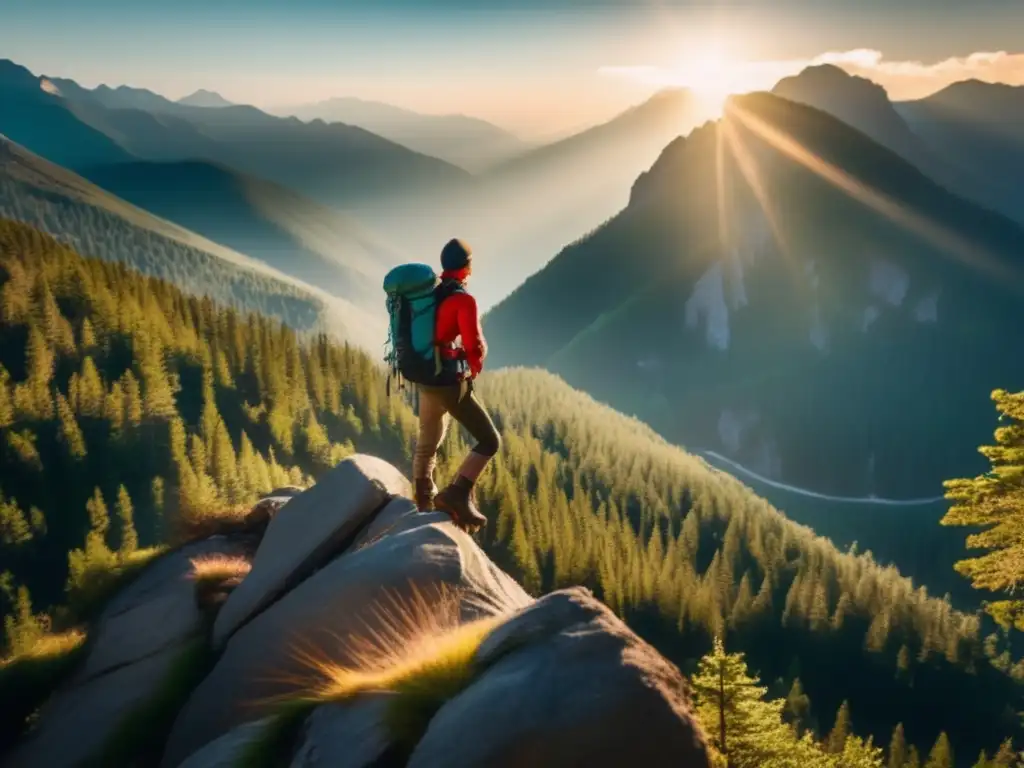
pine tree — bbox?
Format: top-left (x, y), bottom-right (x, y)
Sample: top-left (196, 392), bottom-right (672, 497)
top-left (784, 678), bottom-right (812, 735)
top-left (690, 637), bottom-right (795, 768)
top-left (3, 585), bottom-right (46, 656)
top-left (122, 370), bottom-right (143, 426)
top-left (85, 487), bottom-right (110, 547)
top-left (76, 356), bottom-right (105, 417)
top-left (23, 326), bottom-right (55, 419)
top-left (80, 317), bottom-right (97, 351)
top-left (116, 485), bottom-right (137, 557)
top-left (104, 379), bottom-right (125, 434)
top-left (840, 734), bottom-right (886, 768)
top-left (138, 335), bottom-right (177, 419)
top-left (943, 389), bottom-right (1024, 629)
top-left (828, 700), bottom-right (852, 754)
top-left (0, 365), bottom-right (14, 429)
top-left (56, 392), bottom-right (87, 459)
top-left (0, 494), bottom-right (32, 546)
top-left (925, 732), bottom-right (953, 768)
top-left (889, 723), bottom-right (908, 768)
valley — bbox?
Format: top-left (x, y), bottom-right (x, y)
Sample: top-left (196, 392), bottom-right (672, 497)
top-left (1, 14), bottom-right (1023, 764)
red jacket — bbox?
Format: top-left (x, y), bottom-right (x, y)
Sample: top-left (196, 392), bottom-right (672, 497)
top-left (435, 269), bottom-right (487, 377)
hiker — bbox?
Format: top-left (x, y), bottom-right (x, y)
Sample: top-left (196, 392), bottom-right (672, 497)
top-left (383, 238), bottom-right (500, 532)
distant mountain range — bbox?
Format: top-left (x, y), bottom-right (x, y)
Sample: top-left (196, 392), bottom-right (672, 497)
top-left (83, 159), bottom-right (399, 314)
top-left (0, 59), bottom-right (471, 213)
top-left (0, 135), bottom-right (381, 347)
top-left (0, 57), bottom-right (724, 312)
top-left (484, 90), bottom-right (1024, 499)
top-left (274, 97), bottom-right (530, 172)
top-left (770, 64), bottom-right (1024, 226)
top-left (897, 79), bottom-right (1024, 224)
top-left (434, 88), bottom-right (717, 308)
top-left (177, 89), bottom-right (234, 108)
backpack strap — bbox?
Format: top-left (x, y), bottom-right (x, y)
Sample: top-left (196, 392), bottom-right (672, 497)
top-left (433, 280), bottom-right (468, 378)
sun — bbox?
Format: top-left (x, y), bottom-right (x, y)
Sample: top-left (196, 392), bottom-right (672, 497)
top-left (670, 42), bottom-right (750, 113)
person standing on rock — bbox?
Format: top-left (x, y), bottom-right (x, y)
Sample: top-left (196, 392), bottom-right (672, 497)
top-left (408, 238), bottom-right (499, 531)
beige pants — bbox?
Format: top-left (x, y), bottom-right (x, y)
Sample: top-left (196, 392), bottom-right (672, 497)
top-left (412, 380), bottom-right (501, 482)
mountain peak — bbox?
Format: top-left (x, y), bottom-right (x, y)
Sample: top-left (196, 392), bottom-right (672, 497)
top-left (773, 63), bottom-right (888, 101)
top-left (0, 58), bottom-right (41, 91)
top-left (177, 88), bottom-right (233, 108)
top-left (921, 77), bottom-right (1024, 109)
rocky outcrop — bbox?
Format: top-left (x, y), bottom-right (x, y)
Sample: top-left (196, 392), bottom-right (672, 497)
top-left (7, 537), bottom-right (247, 768)
top-left (161, 513), bottom-right (531, 766)
top-left (408, 589), bottom-right (710, 767)
top-left (212, 455), bottom-right (411, 648)
top-left (6, 454), bottom-right (712, 768)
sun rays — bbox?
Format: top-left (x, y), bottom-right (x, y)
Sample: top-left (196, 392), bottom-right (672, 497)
top-left (706, 95), bottom-right (1024, 296)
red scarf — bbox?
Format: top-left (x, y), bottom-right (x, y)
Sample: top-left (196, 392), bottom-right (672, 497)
top-left (441, 267), bottom-right (470, 283)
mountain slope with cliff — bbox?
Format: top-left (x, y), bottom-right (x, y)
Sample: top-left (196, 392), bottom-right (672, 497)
top-left (483, 91), bottom-right (1024, 504)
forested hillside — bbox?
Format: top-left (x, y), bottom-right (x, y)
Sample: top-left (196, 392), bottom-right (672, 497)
top-left (83, 159), bottom-right (399, 312)
top-left (0, 137), bottom-right (331, 333)
top-left (0, 219), bottom-right (1021, 765)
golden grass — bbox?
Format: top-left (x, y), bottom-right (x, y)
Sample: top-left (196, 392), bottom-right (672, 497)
top-left (240, 583), bottom-right (514, 766)
top-left (0, 629), bottom-right (86, 668)
top-left (189, 553), bottom-right (252, 585)
top-left (123, 546), bottom-right (166, 569)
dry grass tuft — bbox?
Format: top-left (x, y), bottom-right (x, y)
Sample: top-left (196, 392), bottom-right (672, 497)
top-left (0, 629), bottom-right (86, 668)
top-left (189, 553), bottom-right (252, 621)
top-left (189, 553), bottom-right (252, 585)
top-left (240, 583), bottom-right (515, 766)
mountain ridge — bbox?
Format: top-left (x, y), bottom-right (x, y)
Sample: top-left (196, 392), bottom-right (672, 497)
top-left (275, 95), bottom-right (530, 172)
top-left (483, 90), bottom-right (1024, 503)
top-left (82, 157), bottom-right (402, 316)
top-left (0, 135), bottom-right (381, 343)
top-left (176, 89), bottom-right (233, 108)
top-left (771, 64), bottom-right (1024, 225)
top-left (0, 58), bottom-right (474, 214)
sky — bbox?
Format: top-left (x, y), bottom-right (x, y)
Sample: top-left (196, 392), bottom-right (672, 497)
top-left (3, 0), bottom-right (1023, 138)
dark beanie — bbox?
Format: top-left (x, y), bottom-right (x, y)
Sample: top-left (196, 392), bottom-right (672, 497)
top-left (440, 238), bottom-right (472, 271)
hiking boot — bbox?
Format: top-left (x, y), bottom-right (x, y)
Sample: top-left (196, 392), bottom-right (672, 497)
top-left (434, 476), bottom-right (487, 532)
top-left (414, 478), bottom-right (437, 512)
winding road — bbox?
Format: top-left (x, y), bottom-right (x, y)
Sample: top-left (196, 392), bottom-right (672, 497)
top-left (700, 450), bottom-right (947, 507)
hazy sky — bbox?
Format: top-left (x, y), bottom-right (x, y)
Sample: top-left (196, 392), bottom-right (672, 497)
top-left (4, 0), bottom-right (1023, 138)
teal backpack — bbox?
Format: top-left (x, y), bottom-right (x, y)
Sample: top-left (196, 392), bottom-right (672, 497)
top-left (383, 263), bottom-right (466, 393)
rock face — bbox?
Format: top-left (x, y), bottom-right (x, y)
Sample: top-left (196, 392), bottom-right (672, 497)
top-left (212, 455), bottom-right (411, 647)
top-left (161, 512), bottom-right (532, 766)
top-left (4, 454), bottom-right (711, 768)
top-left (288, 695), bottom-right (396, 768)
top-left (7, 537), bottom-right (247, 768)
top-left (408, 589), bottom-right (711, 768)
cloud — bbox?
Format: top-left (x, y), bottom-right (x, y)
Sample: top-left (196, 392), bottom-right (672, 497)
top-left (828, 49), bottom-right (1024, 99)
top-left (600, 49), bottom-right (1024, 101)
